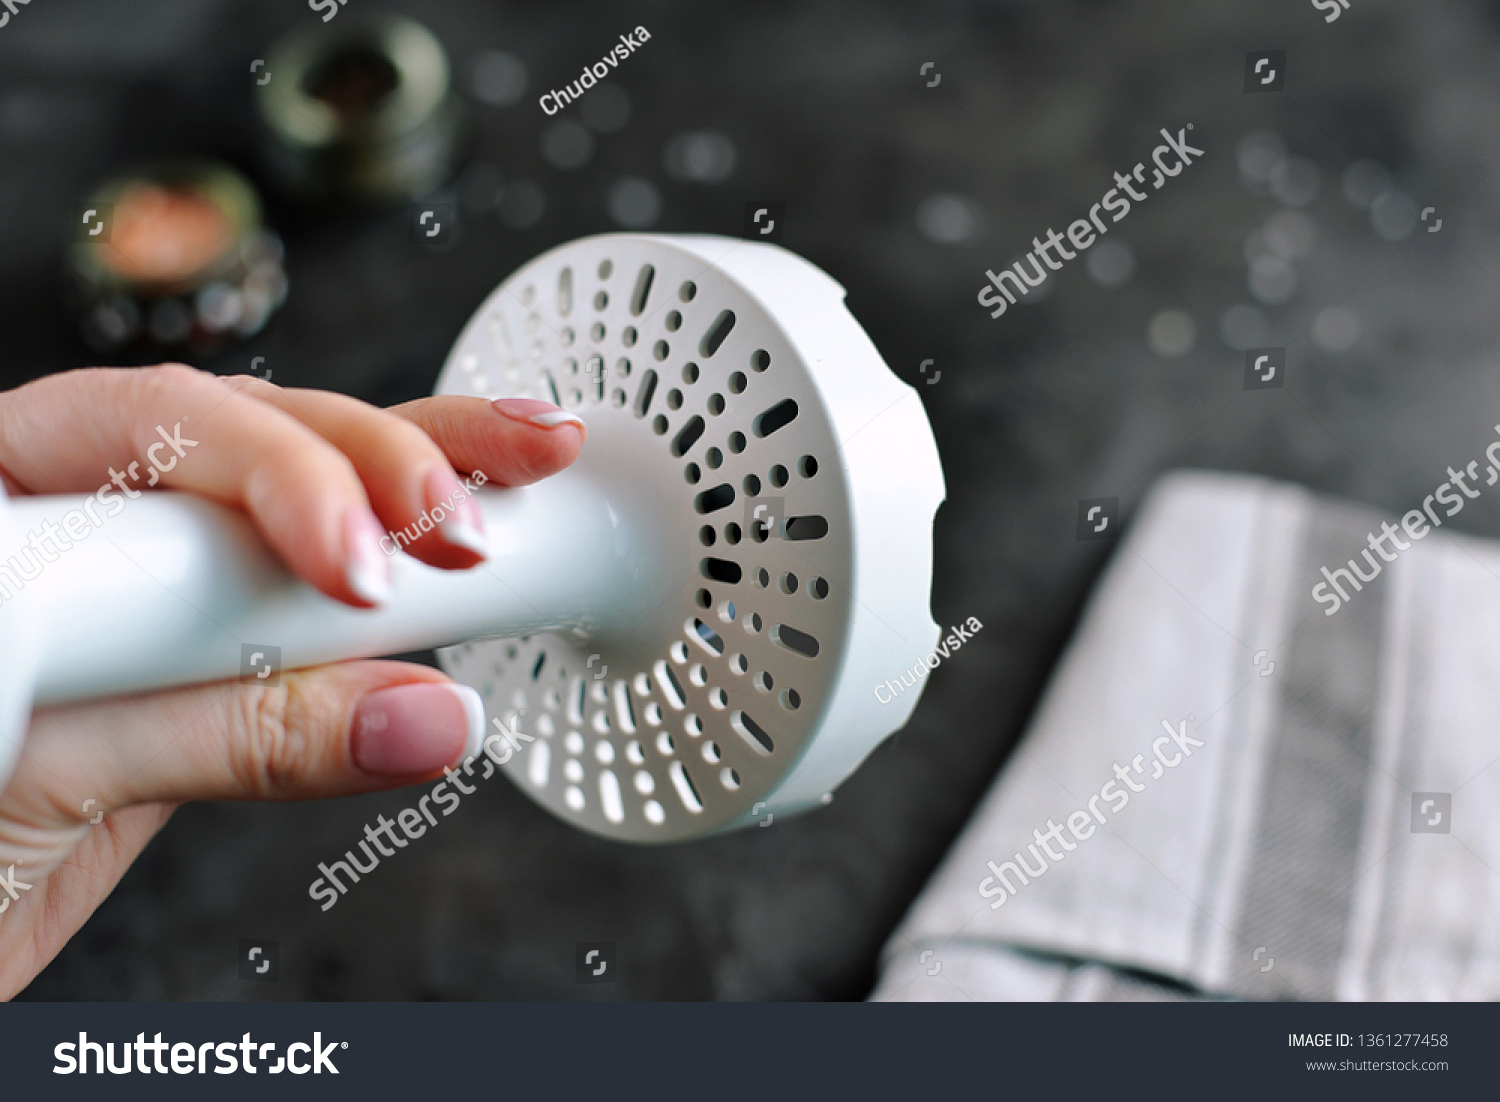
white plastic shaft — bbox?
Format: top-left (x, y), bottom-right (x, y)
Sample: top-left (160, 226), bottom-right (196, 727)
top-left (0, 473), bottom-right (648, 706)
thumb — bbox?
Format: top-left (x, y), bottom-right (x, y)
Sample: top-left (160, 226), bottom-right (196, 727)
top-left (7, 661), bottom-right (488, 835)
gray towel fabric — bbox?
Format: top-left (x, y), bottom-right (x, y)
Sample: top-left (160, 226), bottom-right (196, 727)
top-left (873, 470), bottom-right (1500, 1001)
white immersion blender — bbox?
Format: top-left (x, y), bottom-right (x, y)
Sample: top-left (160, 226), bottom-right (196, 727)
top-left (0, 235), bottom-right (944, 842)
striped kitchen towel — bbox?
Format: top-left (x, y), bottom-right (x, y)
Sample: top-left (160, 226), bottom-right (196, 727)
top-left (873, 469), bottom-right (1500, 1001)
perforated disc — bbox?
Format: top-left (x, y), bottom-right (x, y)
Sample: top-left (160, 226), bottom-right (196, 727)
top-left (435, 234), bottom-right (943, 842)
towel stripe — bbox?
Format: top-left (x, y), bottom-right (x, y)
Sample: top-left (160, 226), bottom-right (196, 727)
top-left (1231, 502), bottom-right (1386, 997)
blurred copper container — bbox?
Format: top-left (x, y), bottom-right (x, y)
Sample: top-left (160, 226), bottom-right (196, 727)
top-left (68, 161), bottom-right (288, 355)
top-left (256, 14), bottom-right (466, 203)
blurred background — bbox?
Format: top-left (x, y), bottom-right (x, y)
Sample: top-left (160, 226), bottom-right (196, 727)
top-left (6, 0), bottom-right (1500, 999)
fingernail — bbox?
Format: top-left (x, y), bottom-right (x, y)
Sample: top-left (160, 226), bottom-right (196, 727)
top-left (425, 468), bottom-right (488, 559)
top-left (492, 397), bottom-right (587, 439)
top-left (344, 507), bottom-right (394, 606)
top-left (352, 682), bottom-right (486, 775)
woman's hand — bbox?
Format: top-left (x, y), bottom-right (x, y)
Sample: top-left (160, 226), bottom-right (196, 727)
top-left (0, 364), bottom-right (585, 998)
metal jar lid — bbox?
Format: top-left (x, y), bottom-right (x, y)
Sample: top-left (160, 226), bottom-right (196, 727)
top-left (256, 14), bottom-right (466, 203)
top-left (67, 160), bottom-right (288, 355)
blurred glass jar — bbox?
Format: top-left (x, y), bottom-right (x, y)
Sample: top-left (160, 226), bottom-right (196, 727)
top-left (256, 14), bottom-right (466, 204)
top-left (68, 161), bottom-right (288, 356)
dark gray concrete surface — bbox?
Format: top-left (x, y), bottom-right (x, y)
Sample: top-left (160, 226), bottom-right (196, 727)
top-left (4, 0), bottom-right (1500, 999)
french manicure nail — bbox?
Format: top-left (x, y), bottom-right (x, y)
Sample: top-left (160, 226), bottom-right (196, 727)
top-left (426, 467), bottom-right (488, 558)
top-left (344, 507), bottom-right (394, 606)
top-left (492, 397), bottom-right (587, 438)
top-left (352, 682), bottom-right (487, 775)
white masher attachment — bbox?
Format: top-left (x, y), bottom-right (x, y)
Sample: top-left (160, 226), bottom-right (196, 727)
top-left (0, 234), bottom-right (944, 842)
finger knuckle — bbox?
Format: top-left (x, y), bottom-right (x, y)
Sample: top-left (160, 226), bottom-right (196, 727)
top-left (227, 374), bottom-right (277, 397)
top-left (129, 363), bottom-right (218, 418)
top-left (226, 686), bottom-right (316, 796)
top-left (138, 362), bottom-right (209, 396)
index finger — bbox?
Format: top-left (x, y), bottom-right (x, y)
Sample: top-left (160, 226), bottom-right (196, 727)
top-left (0, 365), bottom-right (390, 607)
